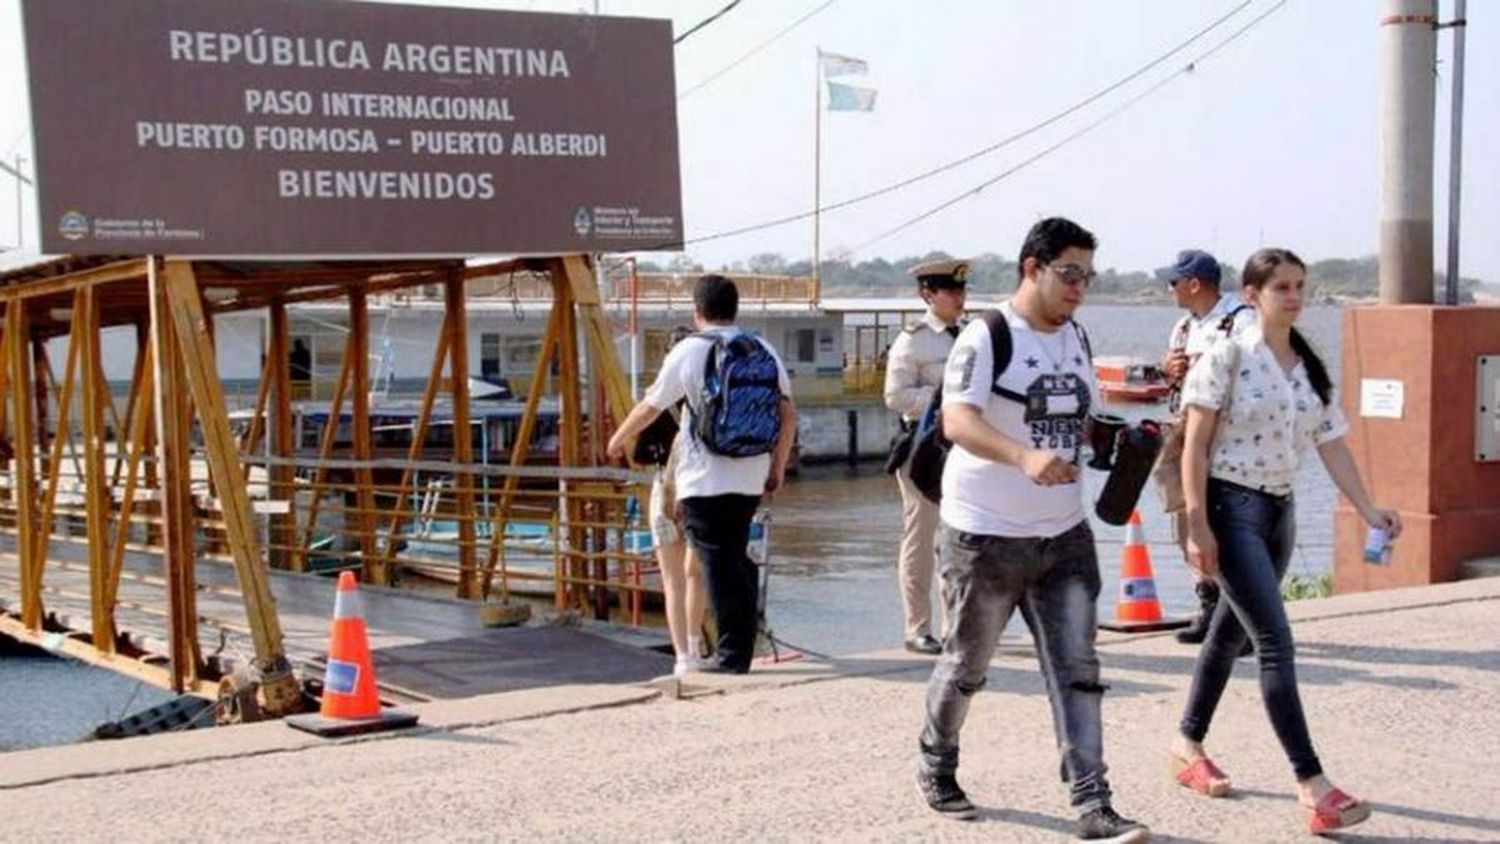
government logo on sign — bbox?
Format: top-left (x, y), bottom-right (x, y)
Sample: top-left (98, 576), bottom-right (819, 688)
top-left (58, 211), bottom-right (89, 241)
top-left (572, 207), bottom-right (591, 237)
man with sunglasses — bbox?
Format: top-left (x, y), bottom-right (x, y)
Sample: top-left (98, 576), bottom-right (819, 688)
top-left (916, 218), bottom-right (1151, 843)
top-left (884, 258), bottom-right (969, 655)
top-left (1154, 250), bottom-right (1255, 645)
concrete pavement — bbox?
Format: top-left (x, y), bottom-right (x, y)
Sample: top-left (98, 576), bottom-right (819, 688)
top-left (2, 578), bottom-right (1497, 842)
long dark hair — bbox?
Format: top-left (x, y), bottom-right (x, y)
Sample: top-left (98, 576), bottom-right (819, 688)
top-left (1241, 248), bottom-right (1331, 406)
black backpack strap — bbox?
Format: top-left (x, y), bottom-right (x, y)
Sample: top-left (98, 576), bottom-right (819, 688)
top-left (980, 309), bottom-right (1026, 403)
top-left (1072, 320), bottom-right (1094, 363)
top-left (1217, 303), bottom-right (1252, 334)
top-left (694, 331), bottom-right (724, 385)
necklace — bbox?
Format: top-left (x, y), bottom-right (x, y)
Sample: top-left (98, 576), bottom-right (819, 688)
top-left (1035, 329), bottom-right (1071, 373)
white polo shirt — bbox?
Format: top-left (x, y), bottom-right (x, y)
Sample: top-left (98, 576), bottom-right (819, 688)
top-left (643, 327), bottom-right (793, 500)
top-left (1169, 293), bottom-right (1256, 360)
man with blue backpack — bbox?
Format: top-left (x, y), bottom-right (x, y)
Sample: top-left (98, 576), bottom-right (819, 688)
top-left (607, 274), bottom-right (796, 674)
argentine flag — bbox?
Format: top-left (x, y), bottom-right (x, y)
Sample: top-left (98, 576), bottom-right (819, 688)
top-left (820, 51), bottom-right (868, 78)
top-left (826, 82), bottom-right (877, 112)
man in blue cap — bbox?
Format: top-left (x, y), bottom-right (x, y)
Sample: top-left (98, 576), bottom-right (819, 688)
top-left (1154, 249), bottom-right (1255, 645)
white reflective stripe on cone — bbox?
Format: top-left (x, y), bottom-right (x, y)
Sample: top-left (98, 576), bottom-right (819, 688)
top-left (333, 587), bottom-right (364, 620)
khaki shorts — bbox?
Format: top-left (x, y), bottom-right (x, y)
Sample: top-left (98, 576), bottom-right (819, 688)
top-left (648, 452), bottom-right (683, 547)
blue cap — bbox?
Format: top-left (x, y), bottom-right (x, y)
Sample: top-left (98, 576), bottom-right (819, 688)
top-left (1155, 249), bottom-right (1221, 285)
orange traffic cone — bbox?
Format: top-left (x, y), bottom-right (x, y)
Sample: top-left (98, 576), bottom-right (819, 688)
top-left (1099, 511), bottom-right (1191, 633)
top-left (287, 572), bottom-right (418, 736)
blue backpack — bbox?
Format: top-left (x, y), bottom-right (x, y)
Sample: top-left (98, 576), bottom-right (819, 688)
top-left (693, 332), bottom-right (783, 457)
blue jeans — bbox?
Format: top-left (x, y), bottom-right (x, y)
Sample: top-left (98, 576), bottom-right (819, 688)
top-left (919, 520), bottom-right (1113, 812)
top-left (1179, 478), bottom-right (1323, 781)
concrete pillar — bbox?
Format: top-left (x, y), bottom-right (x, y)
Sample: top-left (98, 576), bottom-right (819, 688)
top-left (1378, 0), bottom-right (1438, 304)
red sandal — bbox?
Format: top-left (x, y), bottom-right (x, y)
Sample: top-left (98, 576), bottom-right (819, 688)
top-left (1169, 754), bottom-right (1232, 797)
top-left (1304, 787), bottom-right (1371, 834)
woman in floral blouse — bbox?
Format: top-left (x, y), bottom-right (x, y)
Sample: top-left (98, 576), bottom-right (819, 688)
top-left (1168, 248), bottom-right (1401, 834)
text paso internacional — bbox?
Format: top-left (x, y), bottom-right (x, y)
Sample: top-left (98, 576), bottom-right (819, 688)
top-left (21, 0), bottom-right (684, 256)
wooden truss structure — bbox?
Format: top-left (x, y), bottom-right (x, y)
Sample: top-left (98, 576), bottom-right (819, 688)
top-left (0, 254), bottom-right (640, 717)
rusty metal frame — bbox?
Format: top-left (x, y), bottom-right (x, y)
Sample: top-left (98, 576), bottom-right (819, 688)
top-left (0, 253), bottom-right (652, 708)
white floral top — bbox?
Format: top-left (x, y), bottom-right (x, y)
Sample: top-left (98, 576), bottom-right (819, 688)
top-left (1179, 326), bottom-right (1348, 496)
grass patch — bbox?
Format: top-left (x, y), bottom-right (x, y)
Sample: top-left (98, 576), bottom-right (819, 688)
top-left (1281, 573), bottom-right (1333, 601)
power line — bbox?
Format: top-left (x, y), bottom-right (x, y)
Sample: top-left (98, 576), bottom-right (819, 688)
top-left (677, 0), bottom-right (837, 101)
top-left (675, 0), bottom-right (745, 45)
top-left (671, 0), bottom-right (1258, 249)
top-left (851, 0), bottom-right (1289, 255)
top-left (821, 0), bottom-right (1252, 215)
top-left (0, 159), bottom-right (30, 185)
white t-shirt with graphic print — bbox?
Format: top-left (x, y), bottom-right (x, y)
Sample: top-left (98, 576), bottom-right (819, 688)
top-left (1179, 326), bottom-right (1348, 496)
top-left (939, 301), bottom-right (1099, 538)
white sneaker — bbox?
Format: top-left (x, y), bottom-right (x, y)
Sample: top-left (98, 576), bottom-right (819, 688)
top-left (673, 658), bottom-right (692, 677)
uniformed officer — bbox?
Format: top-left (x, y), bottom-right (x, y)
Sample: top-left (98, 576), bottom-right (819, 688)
top-left (1154, 249), bottom-right (1256, 647)
top-left (883, 258), bottom-right (968, 654)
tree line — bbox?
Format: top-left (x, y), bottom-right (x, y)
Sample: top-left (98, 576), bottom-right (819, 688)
top-left (635, 252), bottom-right (1484, 302)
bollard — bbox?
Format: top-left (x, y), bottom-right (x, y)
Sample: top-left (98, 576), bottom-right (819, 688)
top-left (847, 409), bottom-right (859, 468)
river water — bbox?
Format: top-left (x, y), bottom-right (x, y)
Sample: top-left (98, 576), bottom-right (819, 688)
top-left (0, 304), bottom-right (1347, 751)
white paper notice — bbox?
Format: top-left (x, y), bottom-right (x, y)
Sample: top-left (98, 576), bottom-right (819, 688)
top-left (1359, 378), bottom-right (1404, 419)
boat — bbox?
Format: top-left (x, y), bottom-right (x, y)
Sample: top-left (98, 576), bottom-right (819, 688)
top-left (1094, 356), bottom-right (1170, 403)
top-left (400, 511), bottom-right (657, 593)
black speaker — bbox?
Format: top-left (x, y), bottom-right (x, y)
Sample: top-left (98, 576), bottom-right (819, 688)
top-left (1095, 420), bottom-right (1163, 526)
top-left (1087, 412), bottom-right (1126, 471)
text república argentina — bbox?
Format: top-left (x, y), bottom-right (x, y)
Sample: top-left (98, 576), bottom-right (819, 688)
top-left (168, 31), bottom-right (570, 78)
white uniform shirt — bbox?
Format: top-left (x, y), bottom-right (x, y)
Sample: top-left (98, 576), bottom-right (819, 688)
top-left (643, 327), bottom-right (793, 500)
top-left (939, 302), bottom-right (1098, 538)
top-left (1169, 293), bottom-right (1256, 360)
top-left (1180, 326), bottom-right (1348, 496)
top-left (1168, 293), bottom-right (1256, 413)
top-left (883, 309), bottom-right (959, 421)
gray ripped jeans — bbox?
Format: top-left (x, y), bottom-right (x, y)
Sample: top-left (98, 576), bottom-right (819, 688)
top-left (918, 520), bottom-right (1112, 812)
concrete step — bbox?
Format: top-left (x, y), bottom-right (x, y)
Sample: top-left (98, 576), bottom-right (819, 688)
top-left (1459, 555), bottom-right (1500, 580)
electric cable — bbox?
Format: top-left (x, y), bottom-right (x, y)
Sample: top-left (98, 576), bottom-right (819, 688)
top-left (675, 0), bottom-right (746, 45)
top-left (666, 0), bottom-right (1260, 248)
top-left (850, 0), bottom-right (1288, 254)
top-left (678, 0), bottom-right (838, 101)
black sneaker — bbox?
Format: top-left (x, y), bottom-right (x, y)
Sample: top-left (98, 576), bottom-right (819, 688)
top-left (916, 770), bottom-right (977, 820)
top-left (904, 634), bottom-right (942, 655)
top-left (1077, 806), bottom-right (1151, 843)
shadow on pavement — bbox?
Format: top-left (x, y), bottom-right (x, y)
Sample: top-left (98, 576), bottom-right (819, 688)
top-left (1090, 649), bottom-right (1459, 692)
top-left (1298, 641), bottom-right (1500, 673)
top-left (820, 654), bottom-right (1177, 697)
top-left (407, 728), bottom-right (512, 748)
top-left (1235, 788), bottom-right (1500, 838)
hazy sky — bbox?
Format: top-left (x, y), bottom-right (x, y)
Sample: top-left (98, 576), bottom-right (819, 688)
top-left (1, 0), bottom-right (1493, 280)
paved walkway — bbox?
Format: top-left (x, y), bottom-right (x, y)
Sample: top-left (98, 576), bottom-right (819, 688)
top-left (2, 579), bottom-right (1498, 843)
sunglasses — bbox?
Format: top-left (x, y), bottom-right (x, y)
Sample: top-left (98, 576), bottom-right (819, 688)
top-left (1047, 263), bottom-right (1097, 287)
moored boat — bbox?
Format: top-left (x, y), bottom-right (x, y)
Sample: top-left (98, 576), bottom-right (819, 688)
top-left (1094, 356), bottom-right (1170, 403)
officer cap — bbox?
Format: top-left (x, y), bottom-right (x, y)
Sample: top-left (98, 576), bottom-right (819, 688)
top-left (908, 259), bottom-right (970, 290)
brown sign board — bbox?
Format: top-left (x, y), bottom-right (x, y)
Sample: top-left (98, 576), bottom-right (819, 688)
top-left (22, 0), bottom-right (683, 256)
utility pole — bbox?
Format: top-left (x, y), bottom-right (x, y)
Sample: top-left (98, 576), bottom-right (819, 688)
top-left (13, 155), bottom-right (21, 248)
top-left (1, 154), bottom-right (29, 251)
top-left (1378, 0), bottom-right (1438, 304)
top-left (1442, 0), bottom-right (1467, 305)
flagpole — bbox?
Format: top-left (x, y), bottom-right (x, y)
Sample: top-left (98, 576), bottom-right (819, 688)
top-left (813, 46), bottom-right (822, 290)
